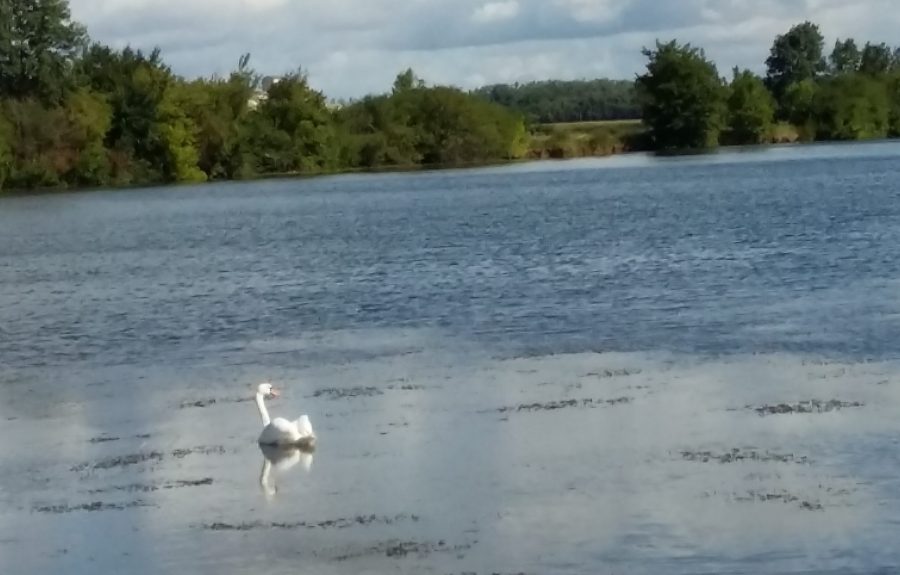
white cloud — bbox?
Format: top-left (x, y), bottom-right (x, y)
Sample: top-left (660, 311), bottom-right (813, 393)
top-left (472, 1), bottom-right (520, 24)
top-left (65, 0), bottom-right (898, 98)
top-left (553, 0), bottom-right (623, 24)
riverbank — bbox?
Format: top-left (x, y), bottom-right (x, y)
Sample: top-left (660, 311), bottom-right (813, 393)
top-left (0, 123), bottom-right (865, 198)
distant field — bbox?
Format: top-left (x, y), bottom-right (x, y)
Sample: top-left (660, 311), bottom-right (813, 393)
top-left (540, 119), bottom-right (644, 130)
top-left (527, 118), bottom-right (647, 159)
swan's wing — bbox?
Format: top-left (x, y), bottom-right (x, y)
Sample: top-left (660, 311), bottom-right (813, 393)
top-left (259, 418), bottom-right (299, 444)
top-left (294, 415), bottom-right (314, 438)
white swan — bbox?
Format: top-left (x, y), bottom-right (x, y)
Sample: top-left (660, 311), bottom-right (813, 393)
top-left (255, 382), bottom-right (316, 447)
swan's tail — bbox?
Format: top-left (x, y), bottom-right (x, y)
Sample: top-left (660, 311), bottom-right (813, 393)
top-left (295, 415), bottom-right (314, 439)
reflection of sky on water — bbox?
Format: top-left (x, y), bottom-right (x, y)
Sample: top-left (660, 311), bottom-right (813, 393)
top-left (4, 335), bottom-right (900, 574)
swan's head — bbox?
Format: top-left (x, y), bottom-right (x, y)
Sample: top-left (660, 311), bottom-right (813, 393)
top-left (257, 382), bottom-right (279, 398)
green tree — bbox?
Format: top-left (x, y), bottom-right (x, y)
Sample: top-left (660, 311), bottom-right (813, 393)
top-left (0, 114), bottom-right (11, 189)
top-left (153, 82), bottom-right (206, 182)
top-left (887, 72), bottom-right (900, 136)
top-left (766, 22), bottom-right (825, 104)
top-left (815, 74), bottom-right (889, 140)
top-left (830, 38), bottom-right (861, 74)
top-left (242, 71), bottom-right (339, 174)
top-left (1, 98), bottom-right (68, 187)
top-left (392, 68), bottom-right (425, 94)
top-left (859, 42), bottom-right (893, 76)
top-left (175, 61), bottom-right (255, 180)
top-left (636, 40), bottom-right (726, 150)
top-left (781, 79), bottom-right (818, 140)
top-left (474, 78), bottom-right (639, 123)
top-left (76, 45), bottom-right (174, 182)
top-left (63, 87), bottom-right (112, 185)
top-left (0, 0), bottom-right (86, 101)
top-left (725, 69), bottom-right (775, 144)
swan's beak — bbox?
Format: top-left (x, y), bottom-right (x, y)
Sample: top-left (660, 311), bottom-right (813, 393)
top-left (269, 388), bottom-right (280, 398)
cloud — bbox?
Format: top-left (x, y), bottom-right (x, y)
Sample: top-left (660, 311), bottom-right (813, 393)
top-left (472, 1), bottom-right (520, 24)
top-left (67, 0), bottom-right (899, 98)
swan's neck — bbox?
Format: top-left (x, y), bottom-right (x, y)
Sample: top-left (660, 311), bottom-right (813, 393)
top-left (255, 393), bottom-right (271, 426)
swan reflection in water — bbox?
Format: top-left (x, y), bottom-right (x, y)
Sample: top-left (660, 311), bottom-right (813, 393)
top-left (258, 442), bottom-right (315, 499)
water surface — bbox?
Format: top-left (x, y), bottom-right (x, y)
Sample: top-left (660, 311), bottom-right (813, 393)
top-left (3, 142), bottom-right (900, 574)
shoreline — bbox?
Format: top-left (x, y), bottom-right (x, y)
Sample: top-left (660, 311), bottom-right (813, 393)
top-left (3, 137), bottom-right (900, 198)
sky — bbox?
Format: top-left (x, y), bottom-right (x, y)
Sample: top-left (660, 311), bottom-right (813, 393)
top-left (68, 0), bottom-right (898, 99)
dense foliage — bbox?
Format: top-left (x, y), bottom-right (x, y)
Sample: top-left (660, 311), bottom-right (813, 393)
top-left (636, 41), bottom-right (726, 150)
top-left (473, 79), bottom-right (639, 123)
top-left (725, 69), bottom-right (775, 145)
top-left (641, 21), bottom-right (900, 150)
top-left (1, 0), bottom-right (899, 191)
top-left (0, 2), bottom-right (527, 191)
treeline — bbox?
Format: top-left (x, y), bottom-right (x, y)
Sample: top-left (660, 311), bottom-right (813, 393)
top-left (637, 22), bottom-right (900, 150)
top-left (473, 79), bottom-right (639, 123)
top-left (0, 0), bottom-right (527, 191)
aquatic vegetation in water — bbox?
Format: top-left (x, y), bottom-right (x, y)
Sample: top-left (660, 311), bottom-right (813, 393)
top-left (33, 500), bottom-right (153, 514)
top-left (203, 513), bottom-right (420, 531)
top-left (749, 399), bottom-right (864, 416)
top-left (72, 451), bottom-right (165, 472)
top-left (493, 396), bottom-right (632, 414)
top-left (87, 478), bottom-right (213, 494)
top-left (333, 538), bottom-right (476, 561)
top-left (313, 386), bottom-right (384, 399)
top-left (680, 448), bottom-right (811, 464)
top-left (72, 446), bottom-right (228, 472)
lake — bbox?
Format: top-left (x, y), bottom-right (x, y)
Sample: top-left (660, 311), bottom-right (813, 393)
top-left (3, 141), bottom-right (900, 574)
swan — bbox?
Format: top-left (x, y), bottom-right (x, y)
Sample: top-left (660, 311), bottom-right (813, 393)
top-left (255, 382), bottom-right (316, 447)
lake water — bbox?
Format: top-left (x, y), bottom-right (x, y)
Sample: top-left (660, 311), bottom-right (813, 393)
top-left (3, 142), bottom-right (900, 574)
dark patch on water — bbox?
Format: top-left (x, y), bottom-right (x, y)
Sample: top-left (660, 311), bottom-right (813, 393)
top-left (33, 500), bottom-right (153, 514)
top-left (333, 538), bottom-right (475, 561)
top-left (171, 445), bottom-right (226, 459)
top-left (73, 446), bottom-right (227, 471)
top-left (680, 448), bottom-right (810, 464)
top-left (179, 397), bottom-right (253, 409)
top-left (72, 451), bottom-right (165, 472)
top-left (582, 368), bottom-right (643, 379)
top-left (492, 396), bottom-right (632, 414)
top-left (89, 435), bottom-right (120, 443)
top-left (703, 490), bottom-right (825, 511)
top-left (203, 513), bottom-right (419, 531)
top-left (313, 386), bottom-right (384, 399)
top-left (750, 399), bottom-right (864, 416)
top-left (88, 478), bottom-right (213, 494)
top-left (386, 383), bottom-right (427, 391)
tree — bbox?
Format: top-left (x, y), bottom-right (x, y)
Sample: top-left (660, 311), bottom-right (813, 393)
top-left (766, 22), bottom-right (825, 104)
top-left (830, 38), bottom-right (861, 74)
top-left (153, 82), bottom-right (206, 182)
top-left (887, 72), bottom-right (900, 136)
top-left (781, 79), bottom-right (818, 140)
top-left (0, 0), bottom-right (86, 101)
top-left (242, 71), bottom-right (340, 174)
top-left (76, 45), bottom-right (174, 182)
top-left (0, 114), bottom-right (11, 189)
top-left (63, 87), bottom-right (112, 185)
top-left (392, 68), bottom-right (425, 94)
top-left (859, 42), bottom-right (893, 76)
top-left (815, 74), bottom-right (889, 140)
top-left (474, 78), bottom-right (639, 123)
top-left (725, 69), bottom-right (775, 144)
top-left (636, 40), bottom-right (726, 150)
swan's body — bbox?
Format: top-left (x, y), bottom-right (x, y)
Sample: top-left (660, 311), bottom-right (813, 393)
top-left (255, 383), bottom-right (316, 447)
